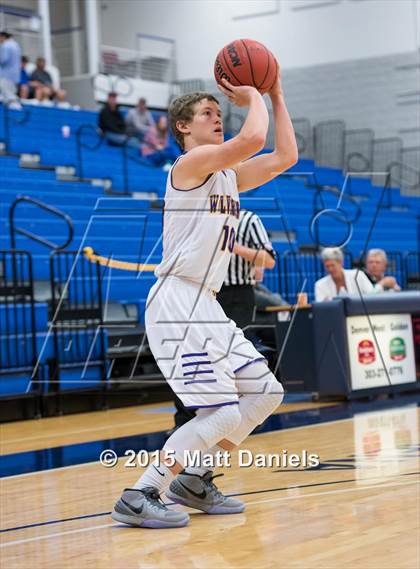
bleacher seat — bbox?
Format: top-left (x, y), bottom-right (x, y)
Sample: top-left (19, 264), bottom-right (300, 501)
top-left (0, 103), bottom-right (419, 398)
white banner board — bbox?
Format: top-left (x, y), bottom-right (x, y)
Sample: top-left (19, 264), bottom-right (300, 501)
top-left (346, 314), bottom-right (417, 390)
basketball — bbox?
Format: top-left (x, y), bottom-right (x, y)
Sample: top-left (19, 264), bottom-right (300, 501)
top-left (214, 39), bottom-right (278, 93)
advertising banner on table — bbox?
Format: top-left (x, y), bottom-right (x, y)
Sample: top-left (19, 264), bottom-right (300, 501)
top-left (346, 313), bottom-right (417, 390)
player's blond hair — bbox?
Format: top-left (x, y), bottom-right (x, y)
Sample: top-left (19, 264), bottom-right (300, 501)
top-left (169, 92), bottom-right (220, 150)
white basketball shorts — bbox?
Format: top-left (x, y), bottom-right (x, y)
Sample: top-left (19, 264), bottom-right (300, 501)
top-left (145, 275), bottom-right (266, 409)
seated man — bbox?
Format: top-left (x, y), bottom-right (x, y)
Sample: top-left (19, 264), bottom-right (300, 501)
top-left (365, 248), bottom-right (401, 292)
top-left (30, 57), bottom-right (66, 102)
top-left (98, 92), bottom-right (139, 148)
top-left (315, 247), bottom-right (375, 302)
top-left (125, 97), bottom-right (155, 141)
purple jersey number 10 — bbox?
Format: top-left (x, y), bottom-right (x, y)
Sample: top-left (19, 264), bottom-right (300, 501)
top-left (221, 225), bottom-right (236, 253)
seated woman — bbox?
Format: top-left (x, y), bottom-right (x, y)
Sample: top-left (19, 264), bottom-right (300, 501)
top-left (141, 115), bottom-right (180, 167)
top-left (315, 247), bottom-right (375, 302)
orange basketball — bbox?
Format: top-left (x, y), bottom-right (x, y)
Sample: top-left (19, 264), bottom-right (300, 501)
top-left (214, 39), bottom-right (278, 94)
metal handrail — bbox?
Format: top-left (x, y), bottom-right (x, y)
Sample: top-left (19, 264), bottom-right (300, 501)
top-left (291, 118), bottom-right (312, 157)
top-left (0, 103), bottom-right (31, 151)
top-left (75, 123), bottom-right (104, 179)
top-left (302, 173), bottom-right (362, 249)
top-left (10, 196), bottom-right (74, 250)
top-left (387, 160), bottom-right (420, 207)
top-left (91, 73), bottom-right (134, 99)
top-left (345, 152), bottom-right (371, 173)
top-left (344, 128), bottom-right (374, 176)
top-left (121, 140), bottom-right (162, 194)
top-left (313, 119), bottom-right (346, 168)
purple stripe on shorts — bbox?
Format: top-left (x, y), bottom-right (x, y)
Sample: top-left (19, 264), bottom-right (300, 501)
top-left (182, 360), bottom-right (212, 367)
top-left (181, 352), bottom-right (208, 358)
top-left (185, 401), bottom-right (239, 410)
top-left (183, 379), bottom-right (218, 385)
top-left (183, 369), bottom-right (214, 377)
top-left (233, 357), bottom-right (266, 374)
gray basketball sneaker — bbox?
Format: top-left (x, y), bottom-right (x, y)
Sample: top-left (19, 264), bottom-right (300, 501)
top-left (166, 471), bottom-right (245, 514)
top-left (112, 487), bottom-right (190, 528)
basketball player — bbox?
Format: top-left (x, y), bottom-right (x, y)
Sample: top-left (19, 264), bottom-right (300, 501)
top-left (112, 67), bottom-right (298, 528)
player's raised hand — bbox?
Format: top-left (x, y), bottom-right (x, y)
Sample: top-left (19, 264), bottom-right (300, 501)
top-left (217, 78), bottom-right (262, 107)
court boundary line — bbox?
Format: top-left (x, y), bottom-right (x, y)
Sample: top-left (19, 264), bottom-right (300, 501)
top-left (1, 478), bottom-right (418, 548)
top-left (2, 469), bottom-right (419, 535)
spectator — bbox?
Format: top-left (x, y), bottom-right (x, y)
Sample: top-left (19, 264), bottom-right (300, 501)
top-left (0, 31), bottom-right (21, 104)
top-left (125, 97), bottom-right (155, 140)
top-left (141, 115), bottom-right (169, 155)
top-left (98, 92), bottom-right (139, 148)
top-left (315, 247), bottom-right (375, 302)
top-left (365, 248), bottom-right (401, 291)
top-left (141, 115), bottom-right (180, 167)
top-left (30, 57), bottom-right (66, 103)
top-left (18, 55), bottom-right (33, 99)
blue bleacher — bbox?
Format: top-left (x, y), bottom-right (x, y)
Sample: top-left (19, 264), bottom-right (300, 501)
top-left (0, 103), bottom-right (419, 396)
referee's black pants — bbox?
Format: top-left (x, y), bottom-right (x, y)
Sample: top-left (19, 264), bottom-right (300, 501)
top-left (217, 284), bottom-right (255, 337)
top-left (173, 284), bottom-right (255, 428)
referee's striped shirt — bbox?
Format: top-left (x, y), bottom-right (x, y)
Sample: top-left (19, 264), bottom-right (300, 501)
top-left (224, 210), bottom-right (273, 286)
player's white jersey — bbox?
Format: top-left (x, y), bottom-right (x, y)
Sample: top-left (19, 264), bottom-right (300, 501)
top-left (155, 156), bottom-right (240, 292)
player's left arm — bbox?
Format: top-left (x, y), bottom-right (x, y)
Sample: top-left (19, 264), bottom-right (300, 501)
top-left (235, 64), bottom-right (298, 193)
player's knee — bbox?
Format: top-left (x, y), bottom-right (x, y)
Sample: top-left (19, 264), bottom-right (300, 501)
top-left (264, 374), bottom-right (284, 411)
top-left (222, 404), bottom-right (242, 434)
top-left (267, 375), bottom-right (284, 408)
top-left (195, 404), bottom-right (241, 446)
top-left (249, 376), bottom-right (284, 424)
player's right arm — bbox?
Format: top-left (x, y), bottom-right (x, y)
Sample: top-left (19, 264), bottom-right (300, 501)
top-left (174, 82), bottom-right (268, 186)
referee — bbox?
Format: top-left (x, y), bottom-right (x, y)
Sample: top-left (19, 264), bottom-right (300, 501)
top-left (171, 209), bottom-right (276, 431)
top-left (217, 209), bottom-right (276, 337)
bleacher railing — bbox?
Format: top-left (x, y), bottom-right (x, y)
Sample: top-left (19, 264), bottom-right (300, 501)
top-left (75, 123), bottom-right (104, 181)
top-left (121, 141), bottom-right (160, 194)
top-left (291, 118), bottom-right (313, 159)
top-left (292, 171), bottom-right (361, 250)
top-left (48, 250), bottom-right (107, 395)
top-left (91, 74), bottom-right (134, 101)
top-left (10, 196), bottom-right (74, 251)
top-left (388, 161), bottom-right (420, 207)
top-left (314, 120), bottom-right (346, 169)
top-left (0, 103), bottom-right (30, 153)
top-left (100, 34), bottom-right (176, 83)
top-left (0, 249), bottom-right (41, 394)
top-left (278, 250), bottom-right (354, 304)
top-left (271, 250), bottom-right (418, 304)
top-left (75, 121), bottom-right (159, 194)
top-left (344, 128), bottom-right (374, 175)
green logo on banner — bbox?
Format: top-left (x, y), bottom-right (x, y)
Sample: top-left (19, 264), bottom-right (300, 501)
top-left (390, 337), bottom-right (406, 361)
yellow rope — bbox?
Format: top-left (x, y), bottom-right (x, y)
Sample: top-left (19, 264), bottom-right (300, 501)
top-left (83, 247), bottom-right (157, 272)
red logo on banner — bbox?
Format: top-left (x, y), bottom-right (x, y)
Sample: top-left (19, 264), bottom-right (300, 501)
top-left (358, 339), bottom-right (375, 364)
top-left (363, 431), bottom-right (381, 457)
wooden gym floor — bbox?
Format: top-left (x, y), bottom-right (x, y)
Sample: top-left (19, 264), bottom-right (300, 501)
top-left (1, 393), bottom-right (419, 569)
